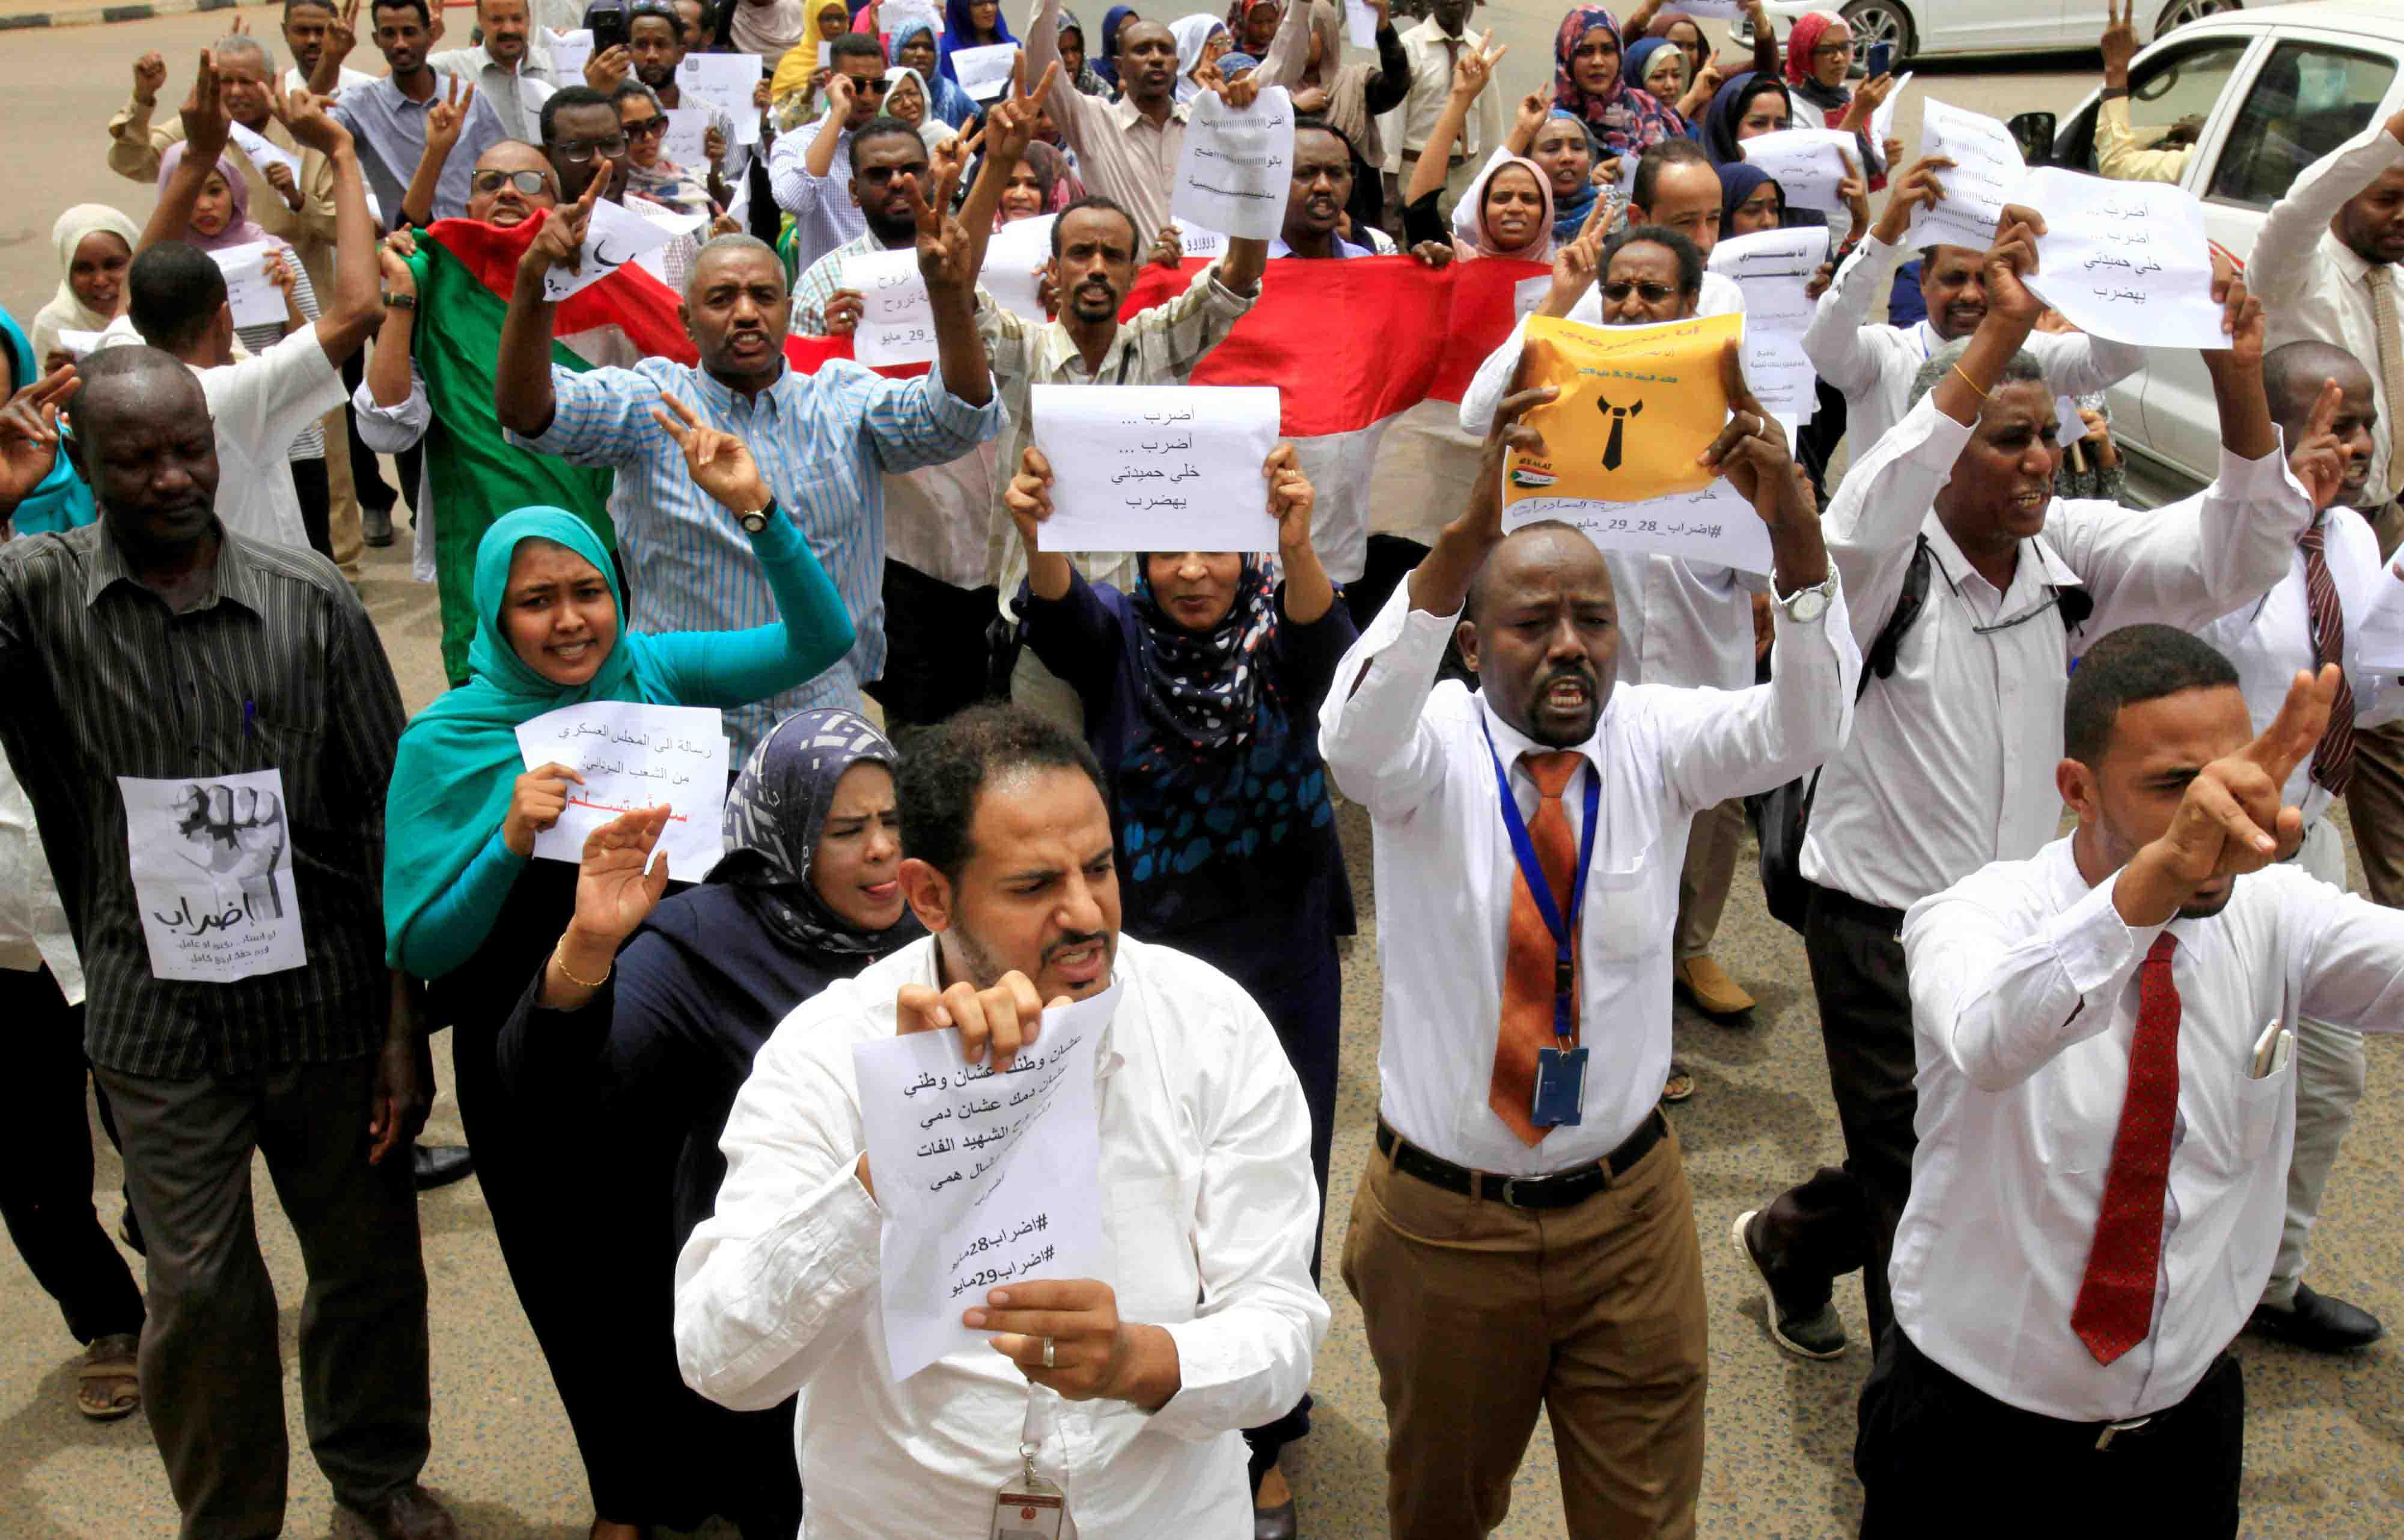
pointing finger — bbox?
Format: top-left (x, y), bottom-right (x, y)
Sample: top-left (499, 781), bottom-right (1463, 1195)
top-left (2244, 665), bottom-right (2338, 784)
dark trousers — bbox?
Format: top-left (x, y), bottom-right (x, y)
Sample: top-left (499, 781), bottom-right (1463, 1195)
top-left (96, 1055), bottom-right (429, 1540)
top-left (0, 964), bottom-right (145, 1346)
top-left (290, 457), bottom-right (332, 563)
top-left (337, 350), bottom-right (398, 516)
top-left (864, 560), bottom-right (998, 734)
top-left (1755, 881), bottom-right (1915, 1345)
top-left (1856, 1327), bottom-right (2242, 1539)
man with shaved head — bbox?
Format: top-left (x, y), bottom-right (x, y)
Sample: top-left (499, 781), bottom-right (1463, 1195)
top-left (0, 343), bottom-right (457, 1540)
top-left (1319, 364), bottom-right (1849, 1536)
top-left (2192, 339), bottom-right (2392, 1353)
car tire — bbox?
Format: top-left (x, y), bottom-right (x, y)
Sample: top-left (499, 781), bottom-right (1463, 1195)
top-left (2155, 0), bottom-right (2239, 38)
top-left (1839, 0), bottom-right (1914, 68)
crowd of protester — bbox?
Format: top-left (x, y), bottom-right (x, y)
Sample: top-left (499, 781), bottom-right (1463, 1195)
top-left (4, 0), bottom-right (2404, 1536)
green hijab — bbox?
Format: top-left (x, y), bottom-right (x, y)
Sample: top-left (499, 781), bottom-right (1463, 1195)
top-left (383, 508), bottom-right (677, 965)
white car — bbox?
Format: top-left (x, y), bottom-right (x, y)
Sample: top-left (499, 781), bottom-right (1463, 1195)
top-left (2035, 2), bottom-right (2403, 490)
top-left (1736, 0), bottom-right (2278, 67)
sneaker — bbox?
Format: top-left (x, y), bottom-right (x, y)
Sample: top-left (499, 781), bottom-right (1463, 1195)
top-left (2247, 1283), bottom-right (2384, 1353)
top-left (1676, 955), bottom-right (1756, 1017)
top-left (1731, 1210), bottom-right (1847, 1359)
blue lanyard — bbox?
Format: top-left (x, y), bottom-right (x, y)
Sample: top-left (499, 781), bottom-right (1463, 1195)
top-left (1480, 717), bottom-right (1602, 1047)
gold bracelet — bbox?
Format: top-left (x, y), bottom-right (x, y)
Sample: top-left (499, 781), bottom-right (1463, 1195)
top-left (1953, 363), bottom-right (1990, 400)
top-left (552, 940), bottom-right (611, 990)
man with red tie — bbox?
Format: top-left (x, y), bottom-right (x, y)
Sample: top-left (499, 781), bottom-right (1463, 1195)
top-left (1317, 361), bottom-right (1852, 1538)
top-left (1871, 624), bottom-right (2399, 1536)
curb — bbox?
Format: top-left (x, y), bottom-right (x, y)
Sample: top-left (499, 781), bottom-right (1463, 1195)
top-left (0, 0), bottom-right (240, 31)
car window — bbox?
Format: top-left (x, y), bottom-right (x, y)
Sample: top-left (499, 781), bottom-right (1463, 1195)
top-left (2206, 43), bottom-right (2399, 209)
top-left (2060, 38), bottom-right (2249, 177)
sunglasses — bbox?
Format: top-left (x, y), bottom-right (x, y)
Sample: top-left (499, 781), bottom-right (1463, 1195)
top-left (1601, 280), bottom-right (1680, 304)
top-left (471, 168), bottom-right (552, 195)
top-left (554, 133), bottom-right (632, 163)
top-left (623, 115), bottom-right (670, 139)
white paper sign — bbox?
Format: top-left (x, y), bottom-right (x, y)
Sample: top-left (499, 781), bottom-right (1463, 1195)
top-left (1870, 69), bottom-right (1912, 150)
top-left (1179, 225), bottom-right (1227, 258)
top-left (982, 212), bottom-right (1057, 321)
top-left (952, 41), bottom-right (1019, 101)
top-left (1344, 0), bottom-right (1377, 46)
top-left (880, 0), bottom-right (943, 35)
top-left (844, 246), bottom-right (938, 365)
top-left (1505, 479), bottom-right (1775, 574)
top-left (547, 26), bottom-right (595, 80)
top-left (542, 196), bottom-right (683, 302)
top-left (1028, 385), bottom-right (1283, 553)
top-left (856, 984), bottom-right (1118, 1383)
top-left (1665, 0), bottom-right (1744, 16)
top-left (209, 241), bottom-right (288, 328)
top-left (1172, 84), bottom-right (1295, 242)
top-left (513, 700), bottom-right (731, 879)
top-left (662, 106), bottom-right (712, 172)
top-left (679, 52), bottom-right (765, 144)
top-left (1709, 225), bottom-right (1831, 425)
top-left (120, 770), bottom-right (309, 983)
top-left (228, 120), bottom-right (302, 180)
top-left (55, 328), bottom-right (105, 359)
top-left (2358, 561), bottom-right (2404, 669)
top-left (1912, 97), bottom-right (2026, 251)
top-left (2019, 166), bottom-right (2224, 350)
top-left (1736, 128), bottom-right (1857, 215)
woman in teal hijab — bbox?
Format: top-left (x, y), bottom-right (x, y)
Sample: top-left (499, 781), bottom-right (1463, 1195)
top-left (0, 306), bottom-right (95, 535)
top-left (380, 412), bottom-right (852, 1538)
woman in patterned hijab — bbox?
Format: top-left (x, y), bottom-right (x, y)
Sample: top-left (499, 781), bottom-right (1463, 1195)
top-left (1552, 5), bottom-right (1679, 157)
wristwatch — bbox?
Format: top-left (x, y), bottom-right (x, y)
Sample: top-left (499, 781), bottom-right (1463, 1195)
top-left (382, 291), bottom-right (417, 311)
top-left (737, 498), bottom-right (778, 535)
top-left (1775, 576), bottom-right (1835, 625)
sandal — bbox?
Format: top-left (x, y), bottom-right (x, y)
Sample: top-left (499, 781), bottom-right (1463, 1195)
top-left (76, 1332), bottom-right (141, 1422)
top-left (1661, 1061), bottom-right (1696, 1104)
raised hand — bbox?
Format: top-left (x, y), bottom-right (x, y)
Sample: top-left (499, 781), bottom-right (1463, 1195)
top-left (327, 0), bottom-right (361, 69)
top-left (1842, 70), bottom-right (1896, 132)
top-left (908, 169), bottom-right (976, 294)
top-left (1546, 223), bottom-right (1605, 314)
top-left (585, 43), bottom-right (631, 91)
top-left (982, 53), bottom-right (1060, 165)
top-left (133, 51), bottom-right (168, 106)
top-left (930, 122), bottom-right (981, 204)
top-left (824, 69), bottom-right (858, 121)
top-left (567, 805), bottom-right (674, 951)
top-left (523, 171), bottom-right (606, 279)
top-left (1697, 338), bottom-right (1794, 515)
top-left (704, 123), bottom-right (728, 168)
top-left (182, 49), bottom-right (231, 159)
top-left (263, 248), bottom-right (300, 300)
top-left (1460, 385), bottom-right (1556, 545)
top-left (263, 157), bottom-right (304, 210)
top-left (2101, 0), bottom-right (2140, 85)
top-left (425, 73), bottom-right (471, 159)
top-left (1265, 442), bottom-right (1314, 552)
top-left (1148, 224), bottom-right (1183, 268)
top-left (1803, 257), bottom-right (1837, 300)
top-left (2207, 246), bottom-right (2262, 361)
top-left (502, 762), bottom-right (584, 857)
top-left (1981, 208), bottom-right (2048, 329)
top-left (377, 240), bottom-right (418, 299)
top-left (1837, 150), bottom-right (1870, 228)
top-left (1873, 154), bottom-right (1952, 243)
top-left (1217, 62), bottom-right (1262, 112)
top-left (1450, 31), bottom-right (1504, 100)
top-left (1002, 443), bottom-right (1055, 551)
top-left (0, 364), bottom-right (79, 516)
top-left (650, 392), bottom-right (773, 515)
top-left (2286, 377), bottom-right (2352, 510)
top-left (1513, 88), bottom-right (1549, 148)
top-left (275, 82), bottom-right (351, 156)
top-left (822, 287), bottom-right (865, 335)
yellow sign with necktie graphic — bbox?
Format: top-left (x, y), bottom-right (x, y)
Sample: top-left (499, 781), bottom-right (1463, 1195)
top-left (1501, 311), bottom-right (1748, 508)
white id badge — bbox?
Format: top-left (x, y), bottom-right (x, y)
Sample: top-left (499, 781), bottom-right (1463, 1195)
top-left (992, 1384), bottom-right (1073, 1538)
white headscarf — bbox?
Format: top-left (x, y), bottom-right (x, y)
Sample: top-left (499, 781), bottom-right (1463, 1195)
top-left (1171, 14), bottom-right (1229, 103)
top-left (30, 204), bottom-right (141, 368)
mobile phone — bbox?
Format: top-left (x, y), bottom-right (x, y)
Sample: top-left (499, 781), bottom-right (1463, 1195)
top-left (1866, 40), bottom-right (1893, 78)
top-left (588, 2), bottom-right (629, 52)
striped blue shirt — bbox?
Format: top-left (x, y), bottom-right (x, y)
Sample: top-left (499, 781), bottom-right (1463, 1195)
top-left (509, 356), bottom-right (1001, 758)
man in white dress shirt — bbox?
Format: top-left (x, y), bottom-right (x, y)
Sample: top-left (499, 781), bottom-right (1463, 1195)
top-left (1320, 358), bottom-right (1854, 1538)
top-left (1866, 625), bottom-right (2393, 1536)
top-left (674, 705), bottom-right (1326, 1539)
top-left (1734, 212), bottom-right (2319, 1363)
top-left (1801, 158), bottom-right (2145, 473)
top-left (428, 0), bottom-right (559, 141)
top-left (2195, 341), bottom-right (2394, 1353)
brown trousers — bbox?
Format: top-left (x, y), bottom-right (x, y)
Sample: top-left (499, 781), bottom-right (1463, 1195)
top-left (1341, 1122), bottom-right (1709, 1539)
top-left (2347, 501), bottom-right (2404, 909)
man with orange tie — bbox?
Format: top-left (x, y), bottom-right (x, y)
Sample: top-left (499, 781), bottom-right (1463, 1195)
top-left (1867, 625), bottom-right (2403, 1537)
top-left (1317, 366), bottom-right (1854, 1538)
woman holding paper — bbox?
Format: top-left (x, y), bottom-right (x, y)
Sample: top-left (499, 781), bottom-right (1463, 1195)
top-left (1003, 440), bottom-right (1354, 1527)
top-left (493, 708), bottom-right (921, 1540)
top-left (1780, 7), bottom-right (1894, 186)
top-left (380, 406), bottom-right (853, 1540)
top-left (30, 204), bottom-right (139, 376)
top-left (938, 0), bottom-right (1017, 86)
top-left (887, 17), bottom-right (981, 128)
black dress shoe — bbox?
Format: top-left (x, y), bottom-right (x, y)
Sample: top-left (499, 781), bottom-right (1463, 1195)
top-left (362, 504), bottom-right (395, 547)
top-left (2248, 1283), bottom-right (2384, 1353)
top-left (412, 1144), bottom-right (475, 1192)
top-left (1254, 1498), bottom-right (1297, 1540)
top-left (346, 1484), bottom-right (461, 1540)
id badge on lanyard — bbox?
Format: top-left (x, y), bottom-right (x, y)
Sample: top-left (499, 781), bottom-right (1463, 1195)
top-left (1480, 720), bottom-right (1602, 1128)
top-left (991, 1385), bottom-right (1073, 1539)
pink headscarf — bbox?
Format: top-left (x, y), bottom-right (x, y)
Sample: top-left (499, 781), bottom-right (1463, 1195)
top-left (156, 142), bottom-right (273, 252)
top-left (1783, 10), bottom-right (1845, 89)
top-left (1451, 149), bottom-right (1556, 262)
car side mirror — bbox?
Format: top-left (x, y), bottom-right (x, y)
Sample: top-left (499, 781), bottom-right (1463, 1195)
top-left (2009, 111), bottom-right (2059, 167)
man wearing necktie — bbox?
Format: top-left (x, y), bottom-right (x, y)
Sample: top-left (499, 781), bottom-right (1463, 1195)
top-left (1319, 355), bottom-right (1853, 1538)
top-left (1870, 626), bottom-right (2404, 1538)
top-left (2194, 341), bottom-right (2394, 1353)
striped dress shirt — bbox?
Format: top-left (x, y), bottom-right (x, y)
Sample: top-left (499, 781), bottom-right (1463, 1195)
top-left (0, 522), bottom-right (404, 1079)
top-left (508, 355), bottom-right (1002, 758)
top-left (768, 120), bottom-right (867, 282)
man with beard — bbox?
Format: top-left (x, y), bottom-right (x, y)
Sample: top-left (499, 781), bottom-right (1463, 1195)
top-left (1320, 338), bottom-right (1844, 1538)
top-left (324, 0), bottom-right (513, 219)
top-left (534, 85), bottom-right (709, 287)
top-left (620, 0), bottom-right (742, 184)
top-left (771, 33), bottom-right (889, 279)
top-left (952, 66), bottom-right (1270, 731)
top-left (674, 702), bottom-right (1327, 1536)
top-left (1802, 155), bottom-right (2144, 466)
top-left (0, 342), bottom-right (447, 1540)
top-left (2191, 342), bottom-right (2393, 1353)
top-left (1027, 0), bottom-right (1311, 238)
top-left (1859, 628), bottom-right (2402, 1537)
top-left (429, 0), bottom-right (560, 141)
top-left (497, 166), bottom-right (1002, 761)
top-left (1733, 211), bottom-right (2337, 1366)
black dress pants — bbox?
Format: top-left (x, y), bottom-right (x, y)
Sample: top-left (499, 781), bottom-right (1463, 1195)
top-left (0, 964), bottom-right (145, 1347)
top-left (1856, 1326), bottom-right (2242, 1539)
top-left (1754, 880), bottom-right (1917, 1345)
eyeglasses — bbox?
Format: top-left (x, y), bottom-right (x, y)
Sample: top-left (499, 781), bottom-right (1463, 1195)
top-left (471, 168), bottom-right (552, 195)
top-left (553, 133), bottom-right (631, 162)
top-left (857, 163), bottom-right (927, 186)
top-left (1601, 280), bottom-right (1680, 304)
top-left (623, 115), bottom-right (669, 139)
top-left (1811, 40), bottom-right (1852, 56)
